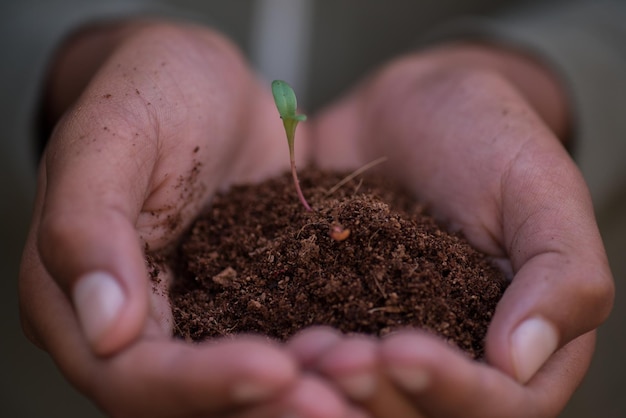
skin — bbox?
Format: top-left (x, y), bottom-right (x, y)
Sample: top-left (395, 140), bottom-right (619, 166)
top-left (19, 19), bottom-right (614, 418)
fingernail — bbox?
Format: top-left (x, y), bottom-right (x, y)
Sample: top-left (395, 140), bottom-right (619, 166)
top-left (387, 366), bottom-right (430, 393)
top-left (335, 372), bottom-right (377, 400)
top-left (73, 271), bottom-right (125, 346)
top-left (511, 317), bottom-right (559, 383)
top-left (232, 382), bottom-right (276, 402)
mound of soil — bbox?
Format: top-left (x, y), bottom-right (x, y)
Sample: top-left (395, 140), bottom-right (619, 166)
top-left (165, 168), bottom-right (507, 358)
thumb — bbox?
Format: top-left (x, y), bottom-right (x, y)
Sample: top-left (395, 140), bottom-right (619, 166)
top-left (37, 113), bottom-right (157, 356)
top-left (486, 148), bottom-right (614, 383)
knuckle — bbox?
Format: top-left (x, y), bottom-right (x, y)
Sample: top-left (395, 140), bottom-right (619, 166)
top-left (38, 212), bottom-right (73, 255)
top-left (37, 211), bottom-right (87, 286)
top-left (567, 263), bottom-right (615, 328)
top-left (584, 269), bottom-right (615, 322)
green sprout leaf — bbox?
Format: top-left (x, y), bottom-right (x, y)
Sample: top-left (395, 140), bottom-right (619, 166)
top-left (272, 80), bottom-right (307, 122)
top-left (271, 80), bottom-right (312, 211)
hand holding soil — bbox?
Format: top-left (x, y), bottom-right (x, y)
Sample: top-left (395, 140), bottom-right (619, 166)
top-left (20, 22), bottom-right (614, 418)
top-left (306, 45), bottom-right (613, 416)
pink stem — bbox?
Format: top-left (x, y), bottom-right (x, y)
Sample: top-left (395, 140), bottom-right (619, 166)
top-left (291, 157), bottom-right (312, 211)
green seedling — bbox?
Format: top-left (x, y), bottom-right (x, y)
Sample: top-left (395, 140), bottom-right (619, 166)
top-left (271, 79), bottom-right (312, 211)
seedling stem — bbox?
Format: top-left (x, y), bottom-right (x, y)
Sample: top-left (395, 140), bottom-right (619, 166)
top-left (271, 80), bottom-right (312, 211)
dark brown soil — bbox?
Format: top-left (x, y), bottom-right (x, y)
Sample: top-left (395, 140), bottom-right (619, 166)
top-left (166, 168), bottom-right (507, 359)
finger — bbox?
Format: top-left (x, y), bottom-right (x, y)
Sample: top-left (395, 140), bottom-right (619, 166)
top-left (104, 339), bottom-right (301, 417)
top-left (287, 326), bottom-right (344, 367)
top-left (282, 374), bottom-right (353, 418)
top-left (37, 103), bottom-right (157, 356)
top-left (381, 330), bottom-right (594, 418)
top-left (223, 373), bottom-right (361, 418)
top-left (288, 330), bottom-right (408, 417)
top-left (313, 336), bottom-right (420, 417)
top-left (487, 140), bottom-right (614, 382)
top-left (22, 222), bottom-right (300, 418)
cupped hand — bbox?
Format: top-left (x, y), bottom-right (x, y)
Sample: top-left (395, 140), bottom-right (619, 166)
top-left (19, 21), bottom-right (355, 418)
top-left (302, 44), bottom-right (615, 417)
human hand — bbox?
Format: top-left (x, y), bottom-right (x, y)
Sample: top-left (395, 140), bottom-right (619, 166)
top-left (19, 21), bottom-right (357, 418)
top-left (305, 44), bottom-right (615, 417)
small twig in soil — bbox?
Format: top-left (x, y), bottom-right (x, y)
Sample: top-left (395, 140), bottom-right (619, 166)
top-left (368, 306), bottom-right (403, 314)
top-left (296, 221), bottom-right (323, 239)
top-left (325, 156), bottom-right (388, 196)
top-left (351, 178), bottom-right (365, 198)
top-left (372, 272), bottom-right (388, 298)
top-left (367, 228), bottom-right (382, 250)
